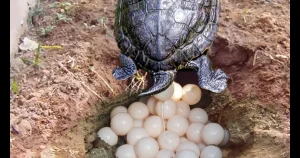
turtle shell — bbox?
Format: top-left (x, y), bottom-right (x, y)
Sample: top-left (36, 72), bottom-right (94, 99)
top-left (114, 0), bottom-right (220, 72)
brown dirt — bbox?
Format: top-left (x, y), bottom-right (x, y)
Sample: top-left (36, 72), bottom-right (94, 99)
top-left (10, 0), bottom-right (290, 157)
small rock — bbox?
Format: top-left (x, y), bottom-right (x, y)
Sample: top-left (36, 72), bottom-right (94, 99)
top-left (285, 109), bottom-right (290, 114)
top-left (42, 70), bottom-right (50, 75)
top-left (11, 58), bottom-right (27, 73)
top-left (29, 92), bottom-right (41, 98)
top-left (36, 110), bottom-right (42, 115)
top-left (86, 134), bottom-right (96, 143)
top-left (19, 120), bottom-right (32, 130)
top-left (40, 145), bottom-right (46, 150)
top-left (19, 37), bottom-right (39, 51)
top-left (42, 110), bottom-right (49, 116)
top-left (16, 120), bottom-right (32, 136)
top-left (40, 103), bottom-right (48, 110)
top-left (21, 111), bottom-right (30, 118)
top-left (31, 114), bottom-right (40, 120)
top-left (271, 114), bottom-right (276, 118)
top-left (41, 75), bottom-right (48, 82)
top-left (225, 16), bottom-right (230, 21)
top-left (12, 125), bottom-right (20, 134)
top-left (256, 12), bottom-right (276, 30)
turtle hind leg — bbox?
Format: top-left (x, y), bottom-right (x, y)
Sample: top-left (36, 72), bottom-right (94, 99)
top-left (138, 70), bottom-right (175, 97)
top-left (185, 55), bottom-right (229, 93)
top-left (112, 54), bottom-right (137, 80)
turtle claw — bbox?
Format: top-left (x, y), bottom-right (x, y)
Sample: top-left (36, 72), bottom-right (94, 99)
top-left (138, 70), bottom-right (175, 97)
top-left (199, 68), bottom-right (228, 93)
top-left (112, 54), bottom-right (137, 80)
top-left (188, 55), bottom-right (228, 93)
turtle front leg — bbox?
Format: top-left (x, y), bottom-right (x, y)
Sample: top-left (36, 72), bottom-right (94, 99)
top-left (185, 55), bottom-right (228, 93)
top-left (138, 70), bottom-right (175, 97)
top-left (112, 54), bottom-right (137, 80)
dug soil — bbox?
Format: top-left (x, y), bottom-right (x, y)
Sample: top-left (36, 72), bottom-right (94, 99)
top-left (10, 0), bottom-right (290, 157)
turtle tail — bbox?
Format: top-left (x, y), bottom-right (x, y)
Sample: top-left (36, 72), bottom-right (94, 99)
top-left (138, 70), bottom-right (176, 97)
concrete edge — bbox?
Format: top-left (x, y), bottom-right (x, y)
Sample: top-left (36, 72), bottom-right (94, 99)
top-left (10, 0), bottom-right (38, 60)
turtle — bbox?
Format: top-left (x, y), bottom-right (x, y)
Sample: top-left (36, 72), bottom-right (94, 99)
top-left (112, 0), bottom-right (228, 97)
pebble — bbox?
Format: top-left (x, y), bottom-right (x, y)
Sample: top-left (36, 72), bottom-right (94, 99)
top-left (40, 145), bottom-right (46, 149)
top-left (41, 76), bottom-right (48, 82)
top-left (21, 111), bottom-right (30, 118)
top-left (43, 110), bottom-right (49, 116)
top-left (31, 114), bottom-right (40, 120)
top-left (271, 114), bottom-right (276, 118)
top-left (42, 70), bottom-right (50, 75)
top-left (85, 134), bottom-right (96, 143)
top-left (225, 16), bottom-right (230, 21)
top-left (16, 120), bottom-right (32, 135)
top-left (29, 92), bottom-right (41, 98)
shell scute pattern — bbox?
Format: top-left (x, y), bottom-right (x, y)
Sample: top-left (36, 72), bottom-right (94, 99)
top-left (112, 0), bottom-right (228, 97)
top-left (133, 24), bottom-right (152, 49)
top-left (132, 10), bottom-right (145, 26)
top-left (145, 12), bottom-right (159, 36)
top-left (115, 0), bottom-right (220, 72)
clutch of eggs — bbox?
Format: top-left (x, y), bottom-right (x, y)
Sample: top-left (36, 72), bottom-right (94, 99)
top-left (97, 82), bottom-right (230, 158)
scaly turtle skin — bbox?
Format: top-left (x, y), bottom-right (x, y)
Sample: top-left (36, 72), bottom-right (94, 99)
top-left (112, 0), bottom-right (228, 97)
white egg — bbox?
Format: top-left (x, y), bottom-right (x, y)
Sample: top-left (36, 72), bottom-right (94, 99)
top-left (167, 115), bottom-right (189, 136)
top-left (134, 137), bottom-right (159, 158)
top-left (179, 137), bottom-right (189, 143)
top-left (128, 102), bottom-right (149, 120)
top-left (219, 128), bottom-right (230, 147)
top-left (200, 145), bottom-right (222, 158)
top-left (156, 149), bottom-right (176, 158)
top-left (110, 106), bottom-right (127, 119)
top-left (157, 131), bottom-right (180, 151)
top-left (97, 127), bottom-right (118, 146)
top-left (197, 143), bottom-right (207, 152)
top-left (181, 84), bottom-right (202, 105)
top-left (202, 123), bottom-right (225, 145)
top-left (143, 116), bottom-right (163, 138)
top-left (133, 119), bottom-right (143, 128)
top-left (116, 144), bottom-right (137, 158)
top-left (188, 108), bottom-right (208, 124)
top-left (126, 127), bottom-right (150, 146)
top-left (147, 96), bottom-right (158, 115)
top-left (111, 113), bottom-right (133, 136)
top-left (176, 141), bottom-right (200, 156)
top-left (154, 82), bottom-right (175, 101)
top-left (176, 101), bottom-right (190, 118)
top-left (155, 99), bottom-right (177, 119)
top-left (171, 82), bottom-right (183, 102)
top-left (176, 149), bottom-right (198, 158)
top-left (186, 123), bottom-right (205, 143)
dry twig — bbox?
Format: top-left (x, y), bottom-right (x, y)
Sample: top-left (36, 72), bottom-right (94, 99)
top-left (90, 67), bottom-right (115, 95)
top-left (55, 59), bottom-right (103, 99)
